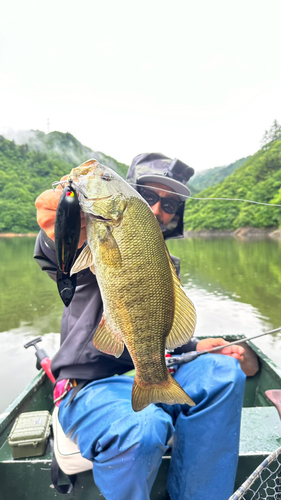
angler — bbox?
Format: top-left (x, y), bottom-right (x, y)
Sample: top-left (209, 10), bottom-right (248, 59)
top-left (34, 152), bottom-right (259, 500)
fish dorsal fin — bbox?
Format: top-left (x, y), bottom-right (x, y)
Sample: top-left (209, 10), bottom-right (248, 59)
top-left (70, 244), bottom-right (94, 275)
top-left (93, 317), bottom-right (124, 358)
top-left (165, 248), bottom-right (197, 350)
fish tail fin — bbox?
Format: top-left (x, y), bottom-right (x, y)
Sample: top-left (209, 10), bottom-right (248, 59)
top-left (132, 375), bottom-right (195, 412)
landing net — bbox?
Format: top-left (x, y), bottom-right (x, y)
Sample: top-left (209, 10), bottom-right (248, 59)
top-left (229, 447), bottom-right (281, 500)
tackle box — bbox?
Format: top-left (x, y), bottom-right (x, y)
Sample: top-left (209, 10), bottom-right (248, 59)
top-left (8, 410), bottom-right (52, 459)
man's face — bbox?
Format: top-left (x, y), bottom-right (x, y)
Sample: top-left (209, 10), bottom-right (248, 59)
top-left (143, 182), bottom-right (180, 227)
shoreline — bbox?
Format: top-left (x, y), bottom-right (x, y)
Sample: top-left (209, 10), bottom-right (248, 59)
top-left (1, 227), bottom-right (281, 240)
top-left (184, 227), bottom-right (281, 240)
top-left (0, 233), bottom-right (38, 238)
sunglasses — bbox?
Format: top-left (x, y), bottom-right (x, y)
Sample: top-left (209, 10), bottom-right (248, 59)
top-left (138, 186), bottom-right (182, 214)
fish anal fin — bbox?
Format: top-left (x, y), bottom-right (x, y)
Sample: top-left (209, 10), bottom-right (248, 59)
top-left (93, 318), bottom-right (124, 358)
top-left (132, 375), bottom-right (195, 412)
top-left (165, 246), bottom-right (197, 350)
top-left (70, 244), bottom-right (94, 275)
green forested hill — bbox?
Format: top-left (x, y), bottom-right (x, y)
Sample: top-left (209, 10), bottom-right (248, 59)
top-left (0, 132), bottom-right (128, 233)
top-left (188, 156), bottom-right (251, 194)
top-left (184, 139), bottom-right (281, 230)
top-left (2, 128), bottom-right (281, 233)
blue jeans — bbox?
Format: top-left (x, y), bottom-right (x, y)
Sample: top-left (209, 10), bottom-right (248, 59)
top-left (59, 355), bottom-right (246, 500)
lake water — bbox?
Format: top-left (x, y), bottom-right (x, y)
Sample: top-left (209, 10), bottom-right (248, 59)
top-left (0, 235), bottom-right (281, 413)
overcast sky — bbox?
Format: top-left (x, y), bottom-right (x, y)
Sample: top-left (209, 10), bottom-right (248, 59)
top-left (1, 0), bottom-right (280, 171)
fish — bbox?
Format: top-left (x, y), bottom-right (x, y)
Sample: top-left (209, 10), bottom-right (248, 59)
top-left (69, 159), bottom-right (197, 412)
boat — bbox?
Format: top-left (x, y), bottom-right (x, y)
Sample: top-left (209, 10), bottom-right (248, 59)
top-left (0, 334), bottom-right (281, 500)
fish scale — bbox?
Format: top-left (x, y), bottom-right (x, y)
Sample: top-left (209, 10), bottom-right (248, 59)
top-left (70, 159), bottom-right (197, 411)
top-left (90, 198), bottom-right (174, 377)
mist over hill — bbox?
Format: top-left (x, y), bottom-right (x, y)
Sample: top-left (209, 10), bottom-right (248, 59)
top-left (0, 131), bottom-right (129, 233)
top-left (2, 129), bottom-right (129, 178)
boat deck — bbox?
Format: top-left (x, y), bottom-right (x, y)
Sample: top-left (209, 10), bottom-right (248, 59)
top-left (1, 336), bottom-right (281, 499)
top-left (0, 406), bottom-right (280, 500)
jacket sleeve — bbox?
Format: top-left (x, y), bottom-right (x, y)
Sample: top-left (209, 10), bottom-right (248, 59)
top-left (33, 230), bottom-right (58, 282)
top-left (172, 337), bottom-right (199, 354)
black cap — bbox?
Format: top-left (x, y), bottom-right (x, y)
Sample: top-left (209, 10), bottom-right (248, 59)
top-left (126, 153), bottom-right (194, 201)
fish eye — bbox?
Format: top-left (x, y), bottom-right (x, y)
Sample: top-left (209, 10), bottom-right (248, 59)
top-left (102, 173), bottom-right (112, 181)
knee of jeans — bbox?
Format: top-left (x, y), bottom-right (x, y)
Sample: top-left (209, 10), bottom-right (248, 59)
top-left (128, 407), bottom-right (173, 454)
top-left (206, 355), bottom-right (246, 400)
top-left (92, 414), bottom-right (172, 462)
top-left (139, 419), bottom-right (171, 456)
top-left (214, 353), bottom-right (245, 377)
top-left (191, 353), bottom-right (244, 381)
top-left (94, 409), bottom-right (172, 463)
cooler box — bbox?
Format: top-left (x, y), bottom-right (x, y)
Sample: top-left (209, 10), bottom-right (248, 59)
top-left (8, 410), bottom-right (52, 459)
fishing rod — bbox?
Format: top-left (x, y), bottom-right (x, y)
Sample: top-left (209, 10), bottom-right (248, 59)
top-left (165, 327), bottom-right (281, 367)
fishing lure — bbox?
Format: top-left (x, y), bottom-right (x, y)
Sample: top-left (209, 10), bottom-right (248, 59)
top-left (54, 182), bottom-right (81, 307)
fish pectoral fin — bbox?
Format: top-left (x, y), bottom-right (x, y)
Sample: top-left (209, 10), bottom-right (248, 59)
top-left (132, 375), bottom-right (195, 412)
top-left (70, 244), bottom-right (94, 275)
top-left (93, 318), bottom-right (124, 358)
top-left (165, 249), bottom-right (197, 350)
top-left (98, 227), bottom-right (122, 268)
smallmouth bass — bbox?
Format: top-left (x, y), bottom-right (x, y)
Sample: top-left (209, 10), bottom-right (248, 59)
top-left (69, 159), bottom-right (197, 412)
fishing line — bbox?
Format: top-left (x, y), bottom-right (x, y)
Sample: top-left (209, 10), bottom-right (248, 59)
top-left (128, 182), bottom-right (281, 207)
top-left (52, 178), bottom-right (281, 207)
top-left (188, 197), bottom-right (281, 207)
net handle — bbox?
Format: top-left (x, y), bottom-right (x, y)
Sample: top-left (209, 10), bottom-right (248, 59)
top-left (228, 446), bottom-right (281, 499)
top-left (229, 391), bottom-right (281, 499)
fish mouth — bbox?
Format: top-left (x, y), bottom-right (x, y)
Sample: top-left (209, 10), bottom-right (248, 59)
top-left (88, 213), bottom-right (113, 222)
top-left (82, 194), bottom-right (113, 202)
top-left (82, 195), bottom-right (114, 222)
top-left (88, 195), bottom-right (112, 200)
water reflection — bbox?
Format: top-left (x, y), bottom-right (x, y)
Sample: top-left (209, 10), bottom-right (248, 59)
top-left (0, 237), bottom-right (63, 333)
top-left (167, 237), bottom-right (281, 366)
top-left (167, 237), bottom-right (281, 327)
top-left (0, 236), bottom-right (63, 411)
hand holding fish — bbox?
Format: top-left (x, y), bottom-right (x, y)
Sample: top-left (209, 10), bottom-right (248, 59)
top-left (35, 175), bottom-right (87, 248)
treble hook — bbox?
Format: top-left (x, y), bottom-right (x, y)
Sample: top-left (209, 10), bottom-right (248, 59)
top-left (52, 178), bottom-right (89, 199)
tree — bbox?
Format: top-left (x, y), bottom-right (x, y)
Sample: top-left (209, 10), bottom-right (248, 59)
top-left (261, 120), bottom-right (281, 149)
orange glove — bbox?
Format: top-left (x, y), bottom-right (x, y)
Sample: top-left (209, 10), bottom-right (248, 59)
top-left (35, 175), bottom-right (87, 248)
